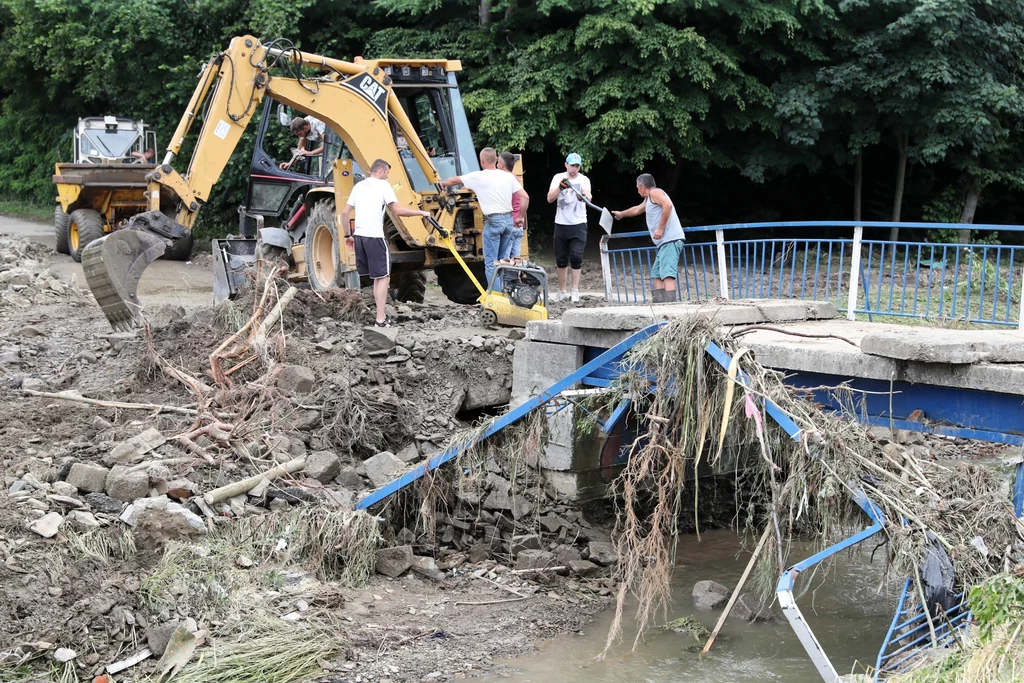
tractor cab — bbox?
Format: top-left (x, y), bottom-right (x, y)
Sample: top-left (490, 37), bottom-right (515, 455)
top-left (74, 116), bottom-right (157, 165)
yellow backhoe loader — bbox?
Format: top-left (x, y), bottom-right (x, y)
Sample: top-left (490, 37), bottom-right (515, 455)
top-left (81, 36), bottom-right (548, 330)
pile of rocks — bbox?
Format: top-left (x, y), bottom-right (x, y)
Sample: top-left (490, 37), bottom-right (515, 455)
top-left (0, 236), bottom-right (77, 310)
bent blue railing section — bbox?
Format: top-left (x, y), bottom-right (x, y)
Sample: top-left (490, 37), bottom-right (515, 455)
top-left (875, 579), bottom-right (969, 677)
top-left (599, 221), bottom-right (1024, 328)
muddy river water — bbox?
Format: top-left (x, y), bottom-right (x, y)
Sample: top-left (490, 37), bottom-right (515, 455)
top-left (483, 529), bottom-right (900, 682)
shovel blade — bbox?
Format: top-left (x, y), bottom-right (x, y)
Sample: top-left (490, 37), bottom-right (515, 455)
top-left (599, 208), bottom-right (614, 235)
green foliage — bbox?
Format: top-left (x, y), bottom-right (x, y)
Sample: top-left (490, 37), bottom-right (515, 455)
top-left (968, 572), bottom-right (1024, 642)
top-left (0, 0), bottom-right (1022, 232)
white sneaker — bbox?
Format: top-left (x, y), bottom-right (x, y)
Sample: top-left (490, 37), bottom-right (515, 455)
top-left (551, 290), bottom-right (567, 303)
top-left (570, 290), bottom-right (580, 303)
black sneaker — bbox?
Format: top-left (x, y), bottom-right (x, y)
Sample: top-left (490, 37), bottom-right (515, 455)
top-left (374, 317), bottom-right (394, 328)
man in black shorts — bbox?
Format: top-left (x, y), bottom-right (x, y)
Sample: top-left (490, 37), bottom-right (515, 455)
top-left (340, 159), bottom-right (430, 326)
top-left (546, 153), bottom-right (591, 303)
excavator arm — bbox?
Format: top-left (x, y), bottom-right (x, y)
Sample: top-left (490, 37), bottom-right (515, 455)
top-left (82, 35), bottom-right (457, 330)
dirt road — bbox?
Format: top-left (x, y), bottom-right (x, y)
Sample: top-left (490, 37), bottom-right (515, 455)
top-left (0, 214), bottom-right (213, 309)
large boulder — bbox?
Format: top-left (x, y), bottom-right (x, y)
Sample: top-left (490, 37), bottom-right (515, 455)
top-left (376, 545), bottom-right (413, 577)
top-left (304, 450), bottom-right (341, 483)
top-left (729, 593), bottom-right (773, 622)
top-left (277, 365), bottom-right (316, 396)
top-left (363, 451), bottom-right (404, 488)
top-left (363, 327), bottom-right (399, 354)
top-left (121, 496), bottom-right (207, 546)
top-left (586, 541), bottom-right (619, 567)
top-left (105, 466), bottom-right (150, 502)
top-left (515, 549), bottom-right (556, 571)
top-left (692, 580), bottom-right (730, 610)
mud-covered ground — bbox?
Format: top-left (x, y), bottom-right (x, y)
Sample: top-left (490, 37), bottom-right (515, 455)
top-left (0, 232), bottom-right (618, 683)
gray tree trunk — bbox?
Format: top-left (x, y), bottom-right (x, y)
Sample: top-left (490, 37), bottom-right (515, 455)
top-left (479, 0), bottom-right (491, 25)
top-left (853, 153), bottom-right (863, 222)
top-left (958, 179), bottom-right (981, 244)
top-left (889, 133), bottom-right (908, 241)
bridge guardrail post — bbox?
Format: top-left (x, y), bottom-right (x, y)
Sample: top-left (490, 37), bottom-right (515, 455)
top-left (1019, 267), bottom-right (1024, 331)
top-left (715, 229), bottom-right (729, 299)
top-left (847, 225), bottom-right (863, 321)
top-left (600, 234), bottom-right (613, 301)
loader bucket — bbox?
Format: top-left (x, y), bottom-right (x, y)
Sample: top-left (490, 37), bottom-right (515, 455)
top-left (212, 238), bottom-right (257, 304)
top-left (82, 230), bottom-right (167, 332)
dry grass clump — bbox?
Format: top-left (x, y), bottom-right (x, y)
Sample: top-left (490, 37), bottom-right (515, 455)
top-left (173, 618), bottom-right (342, 683)
top-left (140, 507), bottom-right (382, 617)
top-left (64, 526), bottom-right (137, 565)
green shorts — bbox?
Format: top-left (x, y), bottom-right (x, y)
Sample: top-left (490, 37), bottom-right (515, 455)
top-left (651, 239), bottom-right (685, 280)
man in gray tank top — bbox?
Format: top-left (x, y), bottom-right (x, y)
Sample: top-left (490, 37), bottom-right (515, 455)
top-left (611, 174), bottom-right (686, 303)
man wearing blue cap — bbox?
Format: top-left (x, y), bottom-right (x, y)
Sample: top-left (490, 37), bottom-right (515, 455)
top-left (546, 152), bottom-right (591, 303)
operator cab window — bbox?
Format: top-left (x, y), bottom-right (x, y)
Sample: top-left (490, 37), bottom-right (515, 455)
top-left (269, 106), bottom-right (325, 179)
top-left (393, 89), bottom-right (461, 191)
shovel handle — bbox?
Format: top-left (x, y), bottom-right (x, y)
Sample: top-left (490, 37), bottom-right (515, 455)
top-left (565, 184), bottom-right (607, 214)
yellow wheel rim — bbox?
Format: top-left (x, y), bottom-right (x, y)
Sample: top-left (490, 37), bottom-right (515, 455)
top-left (311, 224), bottom-right (336, 286)
top-left (70, 222), bottom-right (79, 251)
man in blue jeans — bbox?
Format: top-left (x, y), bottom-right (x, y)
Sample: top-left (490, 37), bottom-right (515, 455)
top-left (440, 147), bottom-right (530, 288)
top-left (612, 173), bottom-right (686, 303)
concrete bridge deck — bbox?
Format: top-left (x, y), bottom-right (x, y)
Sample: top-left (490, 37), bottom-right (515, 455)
top-left (511, 299), bottom-right (1024, 499)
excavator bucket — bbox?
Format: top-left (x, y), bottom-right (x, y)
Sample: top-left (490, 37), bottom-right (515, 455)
top-left (82, 230), bottom-right (167, 332)
top-left (212, 238), bottom-right (257, 304)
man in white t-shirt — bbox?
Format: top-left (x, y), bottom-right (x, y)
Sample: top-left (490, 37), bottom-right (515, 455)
top-left (340, 159), bottom-right (430, 327)
top-left (439, 147), bottom-right (530, 287)
top-left (546, 152), bottom-right (592, 303)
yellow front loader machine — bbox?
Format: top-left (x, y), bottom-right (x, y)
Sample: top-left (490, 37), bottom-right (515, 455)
top-left (81, 36), bottom-right (547, 330)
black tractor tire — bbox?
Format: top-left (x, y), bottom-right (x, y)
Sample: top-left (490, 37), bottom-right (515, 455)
top-left (68, 209), bottom-right (106, 263)
top-left (54, 205), bottom-right (71, 255)
top-left (304, 199), bottom-right (339, 291)
top-left (435, 262), bottom-right (487, 305)
top-left (161, 233), bottom-right (194, 261)
top-left (390, 270), bottom-right (426, 303)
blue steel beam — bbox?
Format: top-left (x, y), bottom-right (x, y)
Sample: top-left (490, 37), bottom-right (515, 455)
top-left (354, 322), bottom-right (665, 510)
top-left (784, 370), bottom-right (1024, 446)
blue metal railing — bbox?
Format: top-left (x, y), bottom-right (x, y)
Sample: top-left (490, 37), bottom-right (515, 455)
top-left (875, 579), bottom-right (969, 678)
top-left (599, 221), bottom-right (1024, 328)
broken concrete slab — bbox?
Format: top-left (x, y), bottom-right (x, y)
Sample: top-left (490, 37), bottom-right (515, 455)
top-left (569, 559), bottom-right (601, 577)
top-left (516, 549), bottom-right (555, 570)
top-left (586, 541), bottom-right (618, 566)
top-left (121, 496), bottom-right (207, 545)
top-left (65, 462), bottom-right (110, 493)
top-left (29, 512), bottom-right (63, 538)
top-left (110, 428), bottom-right (167, 464)
top-left (861, 328), bottom-right (1024, 364)
top-left (558, 299), bottom-right (836, 332)
top-left (395, 443), bottom-right (421, 464)
top-left (410, 555), bottom-right (444, 580)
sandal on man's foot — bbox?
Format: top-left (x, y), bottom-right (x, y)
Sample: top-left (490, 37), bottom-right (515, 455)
top-left (374, 317), bottom-right (394, 328)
